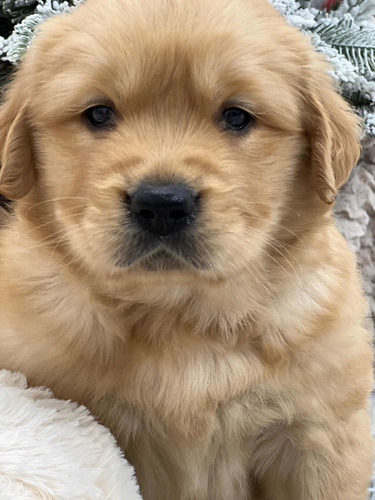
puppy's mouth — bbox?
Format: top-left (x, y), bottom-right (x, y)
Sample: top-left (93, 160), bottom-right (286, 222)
top-left (113, 231), bottom-right (210, 271)
top-left (139, 247), bottom-right (190, 271)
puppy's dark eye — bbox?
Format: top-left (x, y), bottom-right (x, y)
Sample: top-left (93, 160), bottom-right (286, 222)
top-left (85, 105), bottom-right (114, 128)
top-left (221, 107), bottom-right (254, 132)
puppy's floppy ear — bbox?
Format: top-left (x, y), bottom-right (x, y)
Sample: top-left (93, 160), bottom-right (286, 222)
top-left (0, 85), bottom-right (35, 200)
top-left (303, 66), bottom-right (361, 204)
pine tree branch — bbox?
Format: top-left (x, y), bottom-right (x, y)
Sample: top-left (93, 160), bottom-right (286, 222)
top-left (313, 18), bottom-right (375, 75)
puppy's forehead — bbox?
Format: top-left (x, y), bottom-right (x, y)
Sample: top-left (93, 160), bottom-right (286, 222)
top-left (29, 0), bottom-right (303, 128)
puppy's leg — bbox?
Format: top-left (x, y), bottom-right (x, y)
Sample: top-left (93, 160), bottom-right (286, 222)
top-left (251, 409), bottom-right (373, 500)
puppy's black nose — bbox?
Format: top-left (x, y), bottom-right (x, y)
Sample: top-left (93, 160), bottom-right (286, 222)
top-left (127, 183), bottom-right (197, 236)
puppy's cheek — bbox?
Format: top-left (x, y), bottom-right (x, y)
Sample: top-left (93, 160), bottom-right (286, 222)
top-left (200, 192), bottom-right (275, 276)
top-left (209, 226), bottom-right (267, 277)
top-left (63, 203), bottom-right (125, 273)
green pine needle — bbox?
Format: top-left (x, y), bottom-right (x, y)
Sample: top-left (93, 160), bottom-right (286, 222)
top-left (314, 18), bottom-right (375, 75)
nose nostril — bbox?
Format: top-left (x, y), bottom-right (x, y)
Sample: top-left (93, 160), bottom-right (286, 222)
top-left (127, 183), bottom-right (198, 236)
top-left (139, 209), bottom-right (156, 219)
top-left (169, 209), bottom-right (187, 220)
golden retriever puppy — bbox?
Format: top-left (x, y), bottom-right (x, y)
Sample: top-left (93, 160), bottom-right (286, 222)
top-left (0, 0), bottom-right (373, 498)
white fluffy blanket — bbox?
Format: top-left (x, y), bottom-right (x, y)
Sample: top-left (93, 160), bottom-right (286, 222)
top-left (0, 370), bottom-right (141, 500)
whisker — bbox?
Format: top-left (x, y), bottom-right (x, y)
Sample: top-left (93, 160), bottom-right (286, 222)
top-left (21, 221), bottom-right (85, 253)
top-left (240, 200), bottom-right (301, 218)
top-left (46, 223), bottom-right (87, 273)
top-left (50, 236), bottom-right (90, 272)
top-left (226, 229), bottom-right (297, 283)
top-left (17, 209), bottom-right (88, 241)
top-left (243, 213), bottom-right (305, 247)
top-left (242, 225), bottom-right (302, 270)
top-left (25, 196), bottom-right (89, 216)
top-left (239, 229), bottom-right (302, 286)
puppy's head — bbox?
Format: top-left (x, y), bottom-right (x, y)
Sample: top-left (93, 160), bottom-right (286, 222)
top-left (0, 0), bottom-right (360, 286)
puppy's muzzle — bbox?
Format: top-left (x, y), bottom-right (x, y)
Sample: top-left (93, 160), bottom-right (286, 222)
top-left (127, 183), bottom-right (198, 236)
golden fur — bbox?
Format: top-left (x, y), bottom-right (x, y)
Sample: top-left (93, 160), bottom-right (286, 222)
top-left (0, 0), bottom-right (373, 498)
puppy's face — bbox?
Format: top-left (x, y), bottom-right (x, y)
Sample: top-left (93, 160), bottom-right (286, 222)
top-left (0, 0), bottom-right (360, 285)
